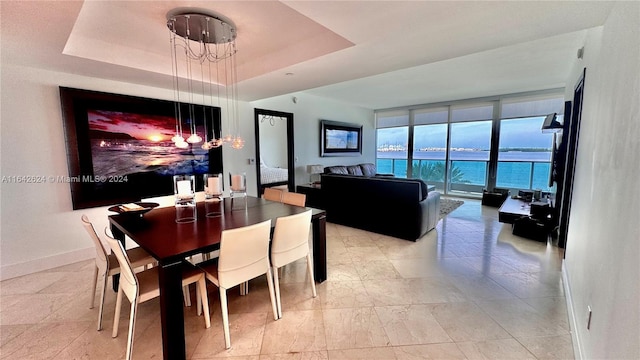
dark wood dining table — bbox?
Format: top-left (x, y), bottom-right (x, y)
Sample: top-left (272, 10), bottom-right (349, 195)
top-left (108, 196), bottom-right (326, 360)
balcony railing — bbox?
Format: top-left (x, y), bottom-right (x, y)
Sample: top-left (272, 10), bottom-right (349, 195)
top-left (376, 158), bottom-right (554, 194)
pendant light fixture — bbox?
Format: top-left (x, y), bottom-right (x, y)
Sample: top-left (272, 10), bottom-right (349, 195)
top-left (167, 9), bottom-right (244, 150)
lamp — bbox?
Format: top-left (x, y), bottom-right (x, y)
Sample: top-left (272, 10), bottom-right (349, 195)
top-left (306, 164), bottom-right (324, 185)
top-left (167, 9), bottom-right (243, 150)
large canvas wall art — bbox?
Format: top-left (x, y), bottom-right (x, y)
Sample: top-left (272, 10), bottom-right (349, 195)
top-left (60, 87), bottom-right (222, 209)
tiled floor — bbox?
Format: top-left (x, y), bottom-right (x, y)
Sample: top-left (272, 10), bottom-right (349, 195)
top-left (0, 199), bottom-right (574, 359)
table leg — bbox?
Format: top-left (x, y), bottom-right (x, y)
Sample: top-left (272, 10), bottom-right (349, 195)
top-left (157, 260), bottom-right (186, 360)
top-left (311, 214), bottom-right (327, 283)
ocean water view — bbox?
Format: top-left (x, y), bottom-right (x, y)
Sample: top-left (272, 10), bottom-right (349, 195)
top-left (377, 150), bottom-right (554, 191)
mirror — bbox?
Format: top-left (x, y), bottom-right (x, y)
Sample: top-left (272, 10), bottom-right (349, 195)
top-left (254, 108), bottom-right (294, 195)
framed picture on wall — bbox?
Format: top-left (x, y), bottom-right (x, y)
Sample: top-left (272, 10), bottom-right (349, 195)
top-left (59, 87), bottom-right (222, 209)
top-left (320, 119), bottom-right (362, 157)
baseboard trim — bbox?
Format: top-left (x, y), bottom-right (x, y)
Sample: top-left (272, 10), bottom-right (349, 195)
top-left (563, 260), bottom-right (583, 360)
top-left (0, 247), bottom-right (94, 281)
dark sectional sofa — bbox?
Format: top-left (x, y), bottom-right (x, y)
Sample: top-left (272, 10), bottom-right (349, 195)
top-left (321, 164), bottom-right (441, 241)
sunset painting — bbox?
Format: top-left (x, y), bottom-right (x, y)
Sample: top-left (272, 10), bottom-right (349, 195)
top-left (88, 109), bottom-right (209, 178)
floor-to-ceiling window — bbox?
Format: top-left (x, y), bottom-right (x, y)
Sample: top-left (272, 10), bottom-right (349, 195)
top-left (375, 90), bottom-right (564, 197)
top-left (376, 111), bottom-right (409, 177)
top-left (412, 108), bottom-right (448, 191)
top-left (447, 104), bottom-right (494, 195)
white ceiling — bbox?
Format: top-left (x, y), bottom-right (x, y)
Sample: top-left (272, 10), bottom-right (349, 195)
top-left (1, 1), bottom-right (614, 110)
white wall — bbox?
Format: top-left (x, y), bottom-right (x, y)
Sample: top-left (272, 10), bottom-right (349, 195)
top-left (251, 93), bottom-right (374, 186)
top-left (0, 64), bottom-right (256, 279)
top-left (562, 2), bottom-right (639, 359)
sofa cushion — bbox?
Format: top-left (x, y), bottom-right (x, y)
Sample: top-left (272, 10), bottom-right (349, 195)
top-left (359, 163), bottom-right (377, 177)
top-left (324, 165), bottom-right (349, 175)
top-left (347, 165), bottom-right (364, 176)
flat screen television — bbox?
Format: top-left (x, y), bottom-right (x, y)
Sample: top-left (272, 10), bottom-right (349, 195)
top-left (60, 87), bottom-right (222, 209)
top-left (320, 119), bottom-right (362, 157)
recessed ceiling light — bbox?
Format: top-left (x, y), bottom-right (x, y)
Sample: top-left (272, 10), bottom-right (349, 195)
top-left (285, 72), bottom-right (294, 76)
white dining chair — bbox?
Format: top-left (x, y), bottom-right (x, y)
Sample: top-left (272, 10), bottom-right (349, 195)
top-left (103, 229), bottom-right (211, 360)
top-left (270, 210), bottom-right (316, 319)
top-left (282, 192), bottom-right (306, 207)
top-left (82, 215), bottom-right (156, 331)
top-left (198, 219), bottom-right (278, 349)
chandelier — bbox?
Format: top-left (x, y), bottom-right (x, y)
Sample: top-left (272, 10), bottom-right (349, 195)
top-left (167, 9), bottom-right (244, 150)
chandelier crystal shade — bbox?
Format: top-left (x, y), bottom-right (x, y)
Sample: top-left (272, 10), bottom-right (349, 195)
top-left (167, 9), bottom-right (243, 149)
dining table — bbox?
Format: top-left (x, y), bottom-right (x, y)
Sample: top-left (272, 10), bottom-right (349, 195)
top-left (108, 196), bottom-right (326, 360)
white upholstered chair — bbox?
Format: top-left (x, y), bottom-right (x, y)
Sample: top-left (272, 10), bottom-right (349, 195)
top-left (103, 229), bottom-right (210, 360)
top-left (82, 215), bottom-right (156, 331)
top-left (270, 210), bottom-right (316, 319)
top-left (199, 220), bottom-right (278, 349)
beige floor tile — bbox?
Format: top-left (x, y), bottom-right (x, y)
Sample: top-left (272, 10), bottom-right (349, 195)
top-left (374, 305), bottom-right (451, 345)
top-left (347, 246), bottom-right (387, 262)
top-left (487, 272), bottom-right (564, 299)
top-left (456, 339), bottom-right (537, 359)
top-left (327, 347), bottom-right (397, 359)
top-left (354, 260), bottom-right (402, 280)
top-left (446, 274), bottom-right (516, 300)
top-left (342, 235), bottom-right (377, 248)
top-left (390, 258), bottom-right (448, 278)
top-left (326, 263), bottom-right (360, 281)
top-left (517, 334), bottom-right (575, 360)
top-left (0, 321), bottom-right (93, 359)
top-left (0, 272), bottom-right (67, 296)
top-left (428, 302), bottom-right (510, 342)
top-left (0, 324), bottom-right (32, 347)
top-left (192, 312), bottom-right (268, 358)
top-left (476, 298), bottom-right (569, 338)
top-left (392, 343), bottom-right (468, 359)
top-left (0, 293), bottom-right (76, 325)
top-left (259, 351), bottom-right (328, 360)
top-left (319, 280), bottom-right (374, 309)
top-left (273, 282), bottom-right (321, 313)
top-left (323, 308), bottom-right (390, 350)
top-left (261, 310), bottom-right (326, 354)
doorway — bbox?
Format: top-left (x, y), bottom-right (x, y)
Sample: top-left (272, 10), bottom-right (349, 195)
top-left (254, 108), bottom-right (294, 195)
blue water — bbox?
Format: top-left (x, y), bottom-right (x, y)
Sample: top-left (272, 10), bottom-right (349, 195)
top-left (376, 150), bottom-right (553, 191)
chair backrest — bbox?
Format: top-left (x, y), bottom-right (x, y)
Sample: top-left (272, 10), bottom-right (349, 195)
top-left (263, 187), bottom-right (283, 202)
top-left (81, 215), bottom-right (109, 269)
top-left (218, 219), bottom-right (271, 289)
top-left (271, 210), bottom-right (312, 267)
top-left (103, 228), bottom-right (139, 301)
top-left (282, 192), bottom-right (306, 207)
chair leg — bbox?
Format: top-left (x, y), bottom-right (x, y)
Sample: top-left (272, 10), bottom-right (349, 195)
top-left (125, 298), bottom-right (138, 360)
top-left (219, 288), bottom-right (231, 349)
top-left (196, 283), bottom-right (202, 316)
top-left (89, 265), bottom-right (98, 309)
top-left (306, 253), bottom-right (317, 298)
top-left (97, 272), bottom-right (109, 331)
top-left (112, 287), bottom-right (124, 338)
top-left (197, 278), bottom-right (211, 329)
top-left (272, 266), bottom-right (282, 319)
top-left (183, 285), bottom-right (192, 306)
top-left (266, 267), bottom-right (279, 321)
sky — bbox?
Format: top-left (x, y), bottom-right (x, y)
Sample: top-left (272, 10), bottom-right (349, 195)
top-left (378, 116), bottom-right (555, 150)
